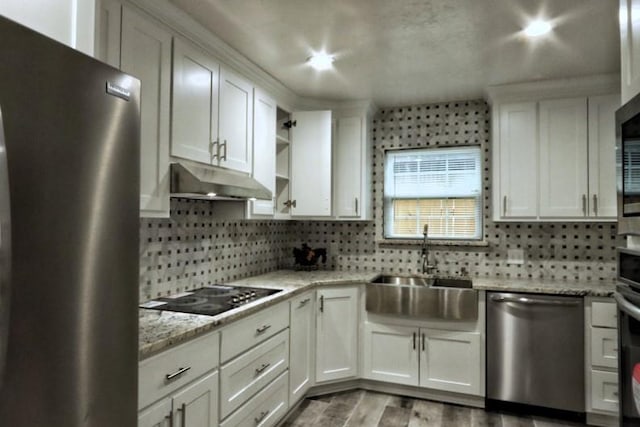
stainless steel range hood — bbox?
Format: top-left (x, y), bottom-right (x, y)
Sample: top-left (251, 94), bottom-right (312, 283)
top-left (170, 162), bottom-right (272, 200)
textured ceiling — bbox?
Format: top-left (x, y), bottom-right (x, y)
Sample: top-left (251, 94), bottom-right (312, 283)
top-left (169, 0), bottom-right (620, 107)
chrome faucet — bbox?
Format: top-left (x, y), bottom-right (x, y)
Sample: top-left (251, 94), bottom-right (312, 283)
top-left (421, 224), bottom-right (437, 274)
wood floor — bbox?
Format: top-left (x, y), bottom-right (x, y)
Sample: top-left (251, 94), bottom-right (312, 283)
top-left (281, 390), bottom-right (587, 427)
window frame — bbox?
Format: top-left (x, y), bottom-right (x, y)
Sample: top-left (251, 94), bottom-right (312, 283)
top-left (382, 145), bottom-right (483, 241)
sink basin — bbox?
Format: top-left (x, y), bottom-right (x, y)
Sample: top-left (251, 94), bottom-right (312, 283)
top-left (430, 277), bottom-right (473, 289)
top-left (370, 275), bottom-right (473, 289)
top-left (367, 275), bottom-right (477, 320)
top-left (370, 275), bottom-right (430, 287)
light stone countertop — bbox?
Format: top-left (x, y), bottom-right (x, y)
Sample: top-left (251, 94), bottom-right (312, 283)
top-left (138, 270), bottom-right (616, 360)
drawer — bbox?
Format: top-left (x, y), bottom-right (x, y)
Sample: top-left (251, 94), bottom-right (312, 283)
top-left (220, 329), bottom-right (289, 418)
top-left (139, 331), bottom-right (220, 410)
top-left (592, 301), bottom-right (617, 328)
top-left (221, 371), bottom-right (289, 427)
top-left (591, 327), bottom-right (618, 369)
top-left (221, 301), bottom-right (289, 362)
top-left (590, 369), bottom-right (619, 413)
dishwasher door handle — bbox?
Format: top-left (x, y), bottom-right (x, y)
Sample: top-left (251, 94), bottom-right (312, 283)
top-left (490, 295), bottom-right (581, 306)
top-left (615, 293), bottom-right (640, 322)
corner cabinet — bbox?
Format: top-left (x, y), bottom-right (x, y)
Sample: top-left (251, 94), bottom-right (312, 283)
top-left (316, 286), bottom-right (359, 382)
top-left (491, 85), bottom-right (620, 222)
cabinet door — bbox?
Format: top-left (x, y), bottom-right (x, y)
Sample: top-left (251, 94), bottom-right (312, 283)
top-left (290, 110), bottom-right (332, 216)
top-left (419, 330), bottom-right (482, 396)
top-left (497, 102), bottom-right (538, 219)
top-left (289, 292), bottom-right (315, 403)
top-left (316, 287), bottom-right (359, 382)
top-left (539, 97), bottom-right (588, 218)
top-left (171, 38), bottom-right (220, 165)
top-left (95, 0), bottom-right (121, 67)
top-left (138, 398), bottom-right (172, 427)
top-left (250, 88), bottom-right (276, 216)
top-left (121, 6), bottom-right (171, 218)
top-left (0, 0), bottom-right (94, 55)
top-left (172, 370), bottom-right (219, 427)
top-left (362, 323), bottom-right (419, 386)
top-left (621, 0), bottom-right (640, 103)
top-left (588, 94), bottom-right (620, 218)
top-left (334, 116), bottom-right (364, 218)
top-left (218, 68), bottom-right (253, 173)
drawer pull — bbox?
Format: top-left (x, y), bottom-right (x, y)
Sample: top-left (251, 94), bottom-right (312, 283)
top-left (299, 298), bottom-right (311, 306)
top-left (254, 410), bottom-right (270, 424)
top-left (165, 366), bottom-right (191, 382)
top-left (256, 324), bottom-right (271, 334)
top-left (255, 362), bottom-right (271, 375)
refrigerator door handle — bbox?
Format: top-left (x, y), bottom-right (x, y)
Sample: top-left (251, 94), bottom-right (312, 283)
top-left (0, 104), bottom-right (12, 387)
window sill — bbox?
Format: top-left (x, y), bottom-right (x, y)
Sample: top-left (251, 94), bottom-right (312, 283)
top-left (376, 239), bottom-right (489, 248)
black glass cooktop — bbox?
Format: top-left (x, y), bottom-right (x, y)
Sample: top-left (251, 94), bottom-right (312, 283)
top-left (140, 285), bottom-right (282, 316)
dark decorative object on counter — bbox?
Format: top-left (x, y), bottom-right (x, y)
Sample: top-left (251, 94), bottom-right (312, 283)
top-left (293, 243), bottom-right (327, 268)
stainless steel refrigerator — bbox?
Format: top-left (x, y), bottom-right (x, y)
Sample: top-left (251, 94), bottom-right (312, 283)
top-left (0, 16), bottom-right (140, 426)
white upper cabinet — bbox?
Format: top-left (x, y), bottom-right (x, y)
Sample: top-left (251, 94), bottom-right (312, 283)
top-left (497, 102), bottom-right (538, 219)
top-left (333, 115), bottom-right (372, 220)
top-left (1, 0), bottom-right (95, 55)
top-left (538, 97), bottom-right (589, 218)
top-left (490, 76), bottom-right (619, 222)
top-left (218, 67), bottom-right (253, 173)
top-left (95, 0), bottom-right (121, 67)
top-left (121, 6), bottom-right (172, 218)
top-left (621, 0), bottom-right (640, 103)
top-left (250, 89), bottom-right (277, 216)
top-left (171, 37), bottom-right (220, 165)
top-left (290, 111), bottom-right (332, 217)
top-left (588, 94), bottom-right (620, 218)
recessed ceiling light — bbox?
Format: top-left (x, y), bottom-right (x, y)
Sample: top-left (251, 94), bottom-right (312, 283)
top-left (307, 53), bottom-right (335, 71)
top-left (523, 20), bottom-right (552, 37)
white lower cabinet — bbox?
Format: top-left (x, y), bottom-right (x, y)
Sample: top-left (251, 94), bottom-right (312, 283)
top-left (220, 330), bottom-right (289, 418)
top-left (363, 322), bottom-right (482, 395)
top-left (138, 331), bottom-right (220, 427)
top-left (289, 291), bottom-right (315, 403)
top-left (316, 286), bottom-right (359, 382)
top-left (220, 372), bottom-right (289, 427)
top-left (420, 330), bottom-right (481, 395)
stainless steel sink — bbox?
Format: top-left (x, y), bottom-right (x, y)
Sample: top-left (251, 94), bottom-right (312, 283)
top-left (367, 275), bottom-right (477, 320)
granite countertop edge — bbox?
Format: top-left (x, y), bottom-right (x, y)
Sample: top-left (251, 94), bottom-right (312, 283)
top-left (138, 270), bottom-right (616, 360)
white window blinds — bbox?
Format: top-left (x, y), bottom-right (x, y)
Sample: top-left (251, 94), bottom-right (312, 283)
top-left (384, 146), bottom-right (482, 239)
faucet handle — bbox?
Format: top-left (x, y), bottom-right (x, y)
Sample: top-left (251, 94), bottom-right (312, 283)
top-left (423, 224), bottom-right (429, 235)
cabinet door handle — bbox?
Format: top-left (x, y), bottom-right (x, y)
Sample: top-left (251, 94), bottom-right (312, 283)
top-left (582, 194), bottom-right (587, 216)
top-left (210, 140), bottom-right (219, 160)
top-left (254, 409), bottom-right (270, 424)
top-left (166, 411), bottom-right (173, 427)
top-left (292, 199), bottom-right (297, 208)
top-left (593, 194), bottom-right (598, 216)
top-left (413, 332), bottom-right (416, 350)
top-left (422, 333), bottom-right (425, 351)
top-left (177, 403), bottom-right (186, 426)
top-left (256, 324), bottom-right (271, 334)
top-left (503, 195), bottom-right (507, 216)
top-left (355, 197), bottom-right (359, 215)
top-left (255, 362), bottom-right (271, 375)
top-left (320, 295), bottom-right (324, 312)
top-left (165, 366), bottom-right (191, 382)
top-left (299, 298), bottom-right (311, 306)
top-left (220, 139), bottom-right (227, 161)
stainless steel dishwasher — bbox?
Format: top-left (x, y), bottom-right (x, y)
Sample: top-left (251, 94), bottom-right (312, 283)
top-left (487, 292), bottom-right (585, 413)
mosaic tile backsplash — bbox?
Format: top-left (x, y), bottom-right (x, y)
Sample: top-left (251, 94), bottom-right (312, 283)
top-left (140, 99), bottom-right (623, 302)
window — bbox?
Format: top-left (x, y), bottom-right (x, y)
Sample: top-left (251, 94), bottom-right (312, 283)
top-left (384, 146), bottom-right (482, 240)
